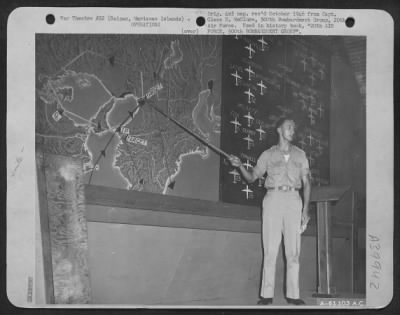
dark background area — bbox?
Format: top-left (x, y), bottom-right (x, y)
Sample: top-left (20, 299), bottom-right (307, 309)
top-left (220, 35), bottom-right (331, 206)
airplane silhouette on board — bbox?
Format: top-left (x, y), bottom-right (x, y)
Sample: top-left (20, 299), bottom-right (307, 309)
top-left (243, 111), bottom-right (254, 127)
top-left (245, 43), bottom-right (255, 59)
top-left (231, 70), bottom-right (242, 86)
top-left (258, 37), bottom-right (268, 51)
top-left (244, 88), bottom-right (255, 103)
top-left (256, 125), bottom-right (266, 140)
top-left (229, 169), bottom-right (241, 183)
top-left (244, 65), bottom-right (255, 81)
top-left (257, 80), bottom-right (267, 95)
top-left (242, 185), bottom-right (254, 200)
top-left (230, 117), bottom-right (242, 134)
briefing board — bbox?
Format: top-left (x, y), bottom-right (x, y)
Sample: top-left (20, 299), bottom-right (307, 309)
top-left (219, 35), bottom-right (331, 206)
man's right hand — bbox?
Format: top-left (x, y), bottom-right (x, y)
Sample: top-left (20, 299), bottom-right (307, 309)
top-left (229, 155), bottom-right (242, 168)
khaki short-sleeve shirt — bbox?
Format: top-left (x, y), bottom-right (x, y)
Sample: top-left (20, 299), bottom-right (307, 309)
top-left (253, 145), bottom-right (309, 189)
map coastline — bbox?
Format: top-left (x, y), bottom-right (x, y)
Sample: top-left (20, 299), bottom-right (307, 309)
top-left (162, 146), bottom-right (208, 194)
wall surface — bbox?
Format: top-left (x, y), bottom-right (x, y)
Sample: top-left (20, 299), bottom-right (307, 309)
top-left (330, 55), bottom-right (366, 220)
top-left (87, 221), bottom-right (351, 305)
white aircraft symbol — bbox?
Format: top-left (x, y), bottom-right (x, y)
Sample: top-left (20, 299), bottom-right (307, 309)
top-left (307, 132), bottom-right (315, 146)
top-left (230, 117), bottom-right (242, 133)
top-left (300, 58), bottom-right (307, 72)
top-left (243, 135), bottom-right (254, 150)
top-left (318, 68), bottom-right (325, 80)
top-left (245, 43), bottom-right (255, 59)
top-left (256, 125), bottom-right (266, 140)
top-left (257, 80), bottom-right (267, 95)
top-left (229, 169), bottom-right (241, 183)
top-left (317, 103), bottom-right (324, 118)
top-left (245, 65), bottom-right (255, 81)
top-left (258, 37), bottom-right (268, 51)
top-left (242, 185), bottom-right (254, 200)
top-left (308, 107), bottom-right (317, 124)
top-left (231, 70), bottom-right (242, 86)
top-left (243, 111), bottom-right (254, 127)
top-left (244, 88), bottom-right (255, 103)
top-left (242, 160), bottom-right (253, 170)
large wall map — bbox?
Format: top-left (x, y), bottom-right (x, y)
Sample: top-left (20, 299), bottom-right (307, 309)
top-left (220, 36), bottom-right (330, 206)
top-left (36, 34), bottom-right (330, 206)
top-left (36, 34), bottom-right (222, 196)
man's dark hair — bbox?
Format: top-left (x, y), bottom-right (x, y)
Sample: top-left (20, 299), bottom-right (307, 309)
top-left (275, 116), bottom-right (296, 130)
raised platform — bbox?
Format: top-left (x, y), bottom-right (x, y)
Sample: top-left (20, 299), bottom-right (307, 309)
top-left (84, 184), bottom-right (351, 238)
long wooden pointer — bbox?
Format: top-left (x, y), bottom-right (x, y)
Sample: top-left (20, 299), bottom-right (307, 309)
top-left (148, 102), bottom-right (231, 160)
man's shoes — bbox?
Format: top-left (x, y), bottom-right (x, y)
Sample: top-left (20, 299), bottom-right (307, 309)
top-left (286, 297), bottom-right (305, 305)
top-left (257, 297), bottom-right (273, 305)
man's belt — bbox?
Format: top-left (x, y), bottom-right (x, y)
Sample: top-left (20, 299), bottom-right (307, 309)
top-left (268, 185), bottom-right (300, 192)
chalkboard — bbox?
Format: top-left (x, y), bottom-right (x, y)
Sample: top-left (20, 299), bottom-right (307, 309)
top-left (219, 36), bottom-right (330, 206)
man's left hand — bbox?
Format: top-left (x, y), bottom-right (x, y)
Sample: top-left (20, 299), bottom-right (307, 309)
top-left (301, 212), bottom-right (310, 226)
top-left (300, 209), bottom-right (310, 234)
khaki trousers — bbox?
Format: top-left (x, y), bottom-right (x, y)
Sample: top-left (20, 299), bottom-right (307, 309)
top-left (260, 190), bottom-right (302, 299)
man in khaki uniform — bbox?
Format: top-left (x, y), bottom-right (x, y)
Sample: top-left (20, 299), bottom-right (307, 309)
top-left (229, 117), bottom-right (311, 305)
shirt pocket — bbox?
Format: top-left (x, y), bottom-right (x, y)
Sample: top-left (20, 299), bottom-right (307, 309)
top-left (288, 161), bottom-right (302, 180)
top-left (268, 160), bottom-right (286, 176)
